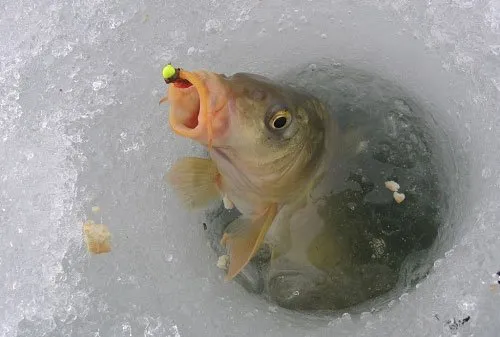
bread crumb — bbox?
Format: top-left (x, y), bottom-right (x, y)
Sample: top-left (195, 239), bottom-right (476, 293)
top-left (222, 196), bottom-right (234, 210)
top-left (393, 192), bottom-right (405, 203)
top-left (91, 206), bottom-right (100, 213)
top-left (83, 220), bottom-right (111, 254)
top-left (385, 180), bottom-right (400, 192)
top-left (217, 255), bottom-right (229, 270)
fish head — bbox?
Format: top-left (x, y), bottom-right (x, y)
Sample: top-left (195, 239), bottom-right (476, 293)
top-left (220, 72), bottom-right (329, 156)
top-left (166, 70), bottom-right (331, 200)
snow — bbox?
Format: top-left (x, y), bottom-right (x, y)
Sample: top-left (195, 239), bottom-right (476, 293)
top-left (1, 0), bottom-right (499, 336)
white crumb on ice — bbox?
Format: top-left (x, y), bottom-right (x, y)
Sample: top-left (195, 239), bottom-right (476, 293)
top-left (385, 180), bottom-right (400, 192)
top-left (222, 196), bottom-right (234, 209)
top-left (216, 255), bottom-right (229, 270)
top-left (82, 220), bottom-right (111, 254)
top-left (91, 206), bottom-right (100, 213)
top-left (393, 192), bottom-right (406, 203)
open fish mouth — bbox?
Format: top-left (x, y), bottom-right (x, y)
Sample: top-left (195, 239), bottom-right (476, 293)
top-left (160, 67), bottom-right (230, 148)
top-left (169, 85), bottom-right (202, 131)
top-left (160, 68), bottom-right (212, 146)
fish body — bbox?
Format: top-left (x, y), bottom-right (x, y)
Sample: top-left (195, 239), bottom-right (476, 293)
top-left (163, 69), bottom-right (353, 281)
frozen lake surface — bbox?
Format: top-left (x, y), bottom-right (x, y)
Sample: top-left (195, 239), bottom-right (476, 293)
top-left (1, 0), bottom-right (499, 336)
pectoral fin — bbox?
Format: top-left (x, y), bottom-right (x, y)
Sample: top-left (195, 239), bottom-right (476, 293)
top-left (220, 204), bottom-right (278, 281)
top-left (166, 157), bottom-right (221, 209)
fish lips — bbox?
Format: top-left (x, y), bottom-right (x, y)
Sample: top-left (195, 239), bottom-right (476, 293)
top-left (165, 71), bottom-right (230, 147)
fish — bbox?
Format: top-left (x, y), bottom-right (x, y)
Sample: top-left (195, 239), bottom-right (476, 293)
top-left (161, 68), bottom-right (357, 281)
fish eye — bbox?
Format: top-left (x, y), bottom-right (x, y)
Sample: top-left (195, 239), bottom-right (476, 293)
top-left (270, 110), bottom-right (291, 130)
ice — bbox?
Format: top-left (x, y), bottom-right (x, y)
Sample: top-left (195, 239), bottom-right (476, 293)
top-left (1, 0), bottom-right (499, 336)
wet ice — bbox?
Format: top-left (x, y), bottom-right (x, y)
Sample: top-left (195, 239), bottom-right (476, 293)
top-left (1, 0), bottom-right (500, 336)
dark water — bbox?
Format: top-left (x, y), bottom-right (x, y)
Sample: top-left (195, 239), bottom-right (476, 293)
top-left (203, 62), bottom-right (449, 313)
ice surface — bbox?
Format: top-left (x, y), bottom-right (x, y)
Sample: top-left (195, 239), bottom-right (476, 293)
top-left (1, 0), bottom-right (499, 336)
